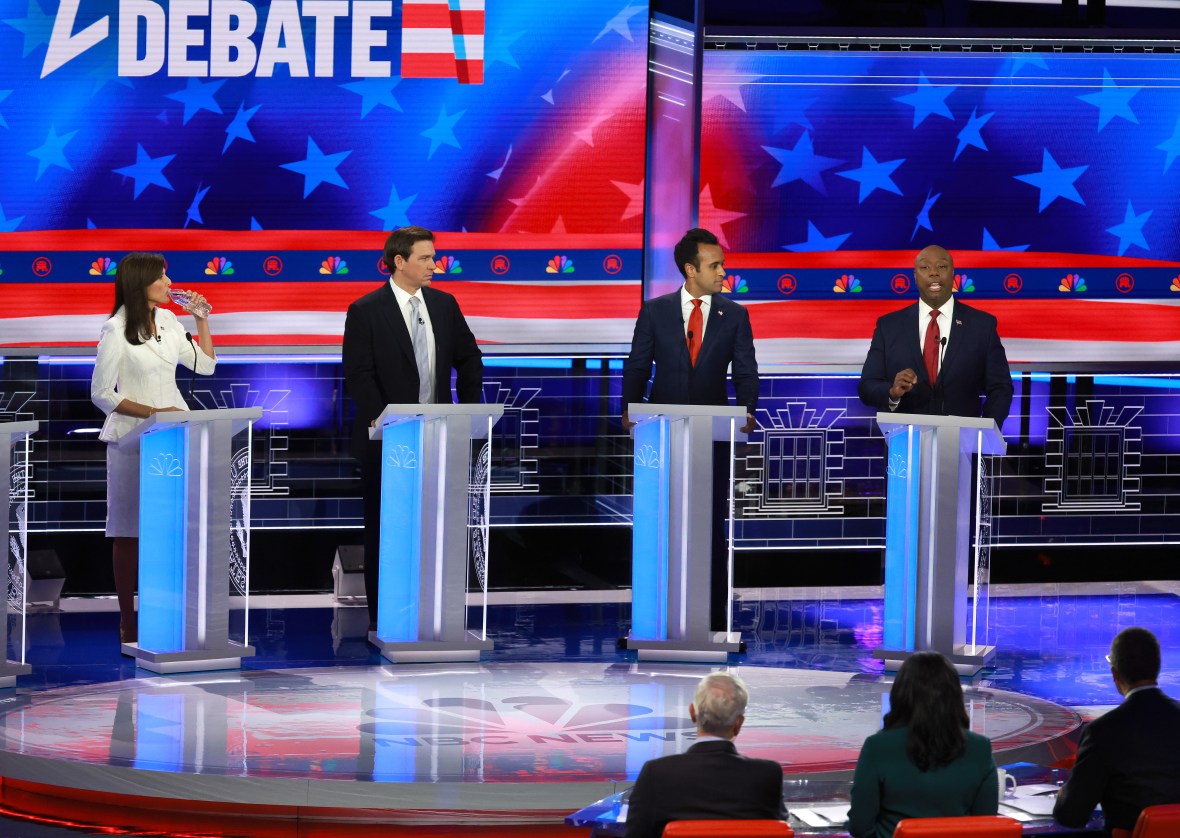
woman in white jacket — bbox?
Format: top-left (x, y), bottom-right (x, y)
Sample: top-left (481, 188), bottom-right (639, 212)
top-left (90, 252), bottom-right (216, 643)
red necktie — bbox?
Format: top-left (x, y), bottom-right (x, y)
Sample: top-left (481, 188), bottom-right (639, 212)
top-left (687, 299), bottom-right (703, 366)
top-left (923, 309), bottom-right (941, 385)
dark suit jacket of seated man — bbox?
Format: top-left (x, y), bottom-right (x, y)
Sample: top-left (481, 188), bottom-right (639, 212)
top-left (624, 672), bottom-right (786, 838)
top-left (1053, 626), bottom-right (1180, 833)
top-left (858, 245), bottom-right (1013, 425)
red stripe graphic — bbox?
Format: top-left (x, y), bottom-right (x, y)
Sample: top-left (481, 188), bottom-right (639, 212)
top-left (0, 230), bottom-right (644, 251)
top-left (402, 3), bottom-right (453, 27)
top-left (401, 53), bottom-right (457, 78)
top-left (449, 9), bottom-right (485, 35)
top-left (745, 298), bottom-right (1180, 342)
top-left (456, 59), bottom-right (483, 84)
top-left (0, 282), bottom-right (643, 320)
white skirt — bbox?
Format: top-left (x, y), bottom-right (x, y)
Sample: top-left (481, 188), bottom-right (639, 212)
top-left (105, 443), bottom-right (140, 538)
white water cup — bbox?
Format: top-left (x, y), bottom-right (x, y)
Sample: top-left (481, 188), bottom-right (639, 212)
top-left (997, 768), bottom-right (1018, 798)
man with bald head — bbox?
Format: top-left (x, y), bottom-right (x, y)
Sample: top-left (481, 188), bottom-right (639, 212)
top-left (858, 245), bottom-right (1012, 424)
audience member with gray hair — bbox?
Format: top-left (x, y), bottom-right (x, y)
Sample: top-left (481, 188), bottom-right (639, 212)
top-left (624, 671), bottom-right (786, 838)
top-left (1054, 626), bottom-right (1180, 832)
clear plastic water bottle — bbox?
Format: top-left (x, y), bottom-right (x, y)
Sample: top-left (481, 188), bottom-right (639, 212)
top-left (169, 289), bottom-right (212, 318)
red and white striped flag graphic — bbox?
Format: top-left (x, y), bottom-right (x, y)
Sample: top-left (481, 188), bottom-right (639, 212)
top-left (401, 0), bottom-right (484, 85)
top-left (449, 0), bottom-right (485, 85)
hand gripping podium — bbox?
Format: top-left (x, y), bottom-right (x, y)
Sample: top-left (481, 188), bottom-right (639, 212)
top-left (0, 421), bottom-right (37, 687)
top-left (368, 403), bottom-right (503, 663)
top-left (625, 404), bottom-right (747, 662)
top-left (874, 413), bottom-right (1006, 675)
top-left (117, 408), bottom-right (262, 673)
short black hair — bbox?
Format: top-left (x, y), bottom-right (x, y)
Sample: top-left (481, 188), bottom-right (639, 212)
top-left (383, 226), bottom-right (435, 272)
top-left (673, 228), bottom-right (720, 279)
top-left (1110, 626), bottom-right (1161, 683)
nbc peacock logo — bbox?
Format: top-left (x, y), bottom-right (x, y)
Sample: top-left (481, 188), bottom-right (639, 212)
top-left (205, 257), bottom-right (234, 275)
top-left (546, 255), bottom-right (574, 274)
top-left (89, 257), bottom-right (117, 276)
top-left (1059, 273), bottom-right (1087, 293)
top-left (320, 256), bottom-right (349, 275)
top-left (952, 273), bottom-right (974, 293)
top-left (1171, 276), bottom-right (1180, 292)
top-left (834, 274), bottom-right (861, 293)
top-left (722, 274), bottom-right (748, 293)
top-left (434, 255), bottom-right (462, 274)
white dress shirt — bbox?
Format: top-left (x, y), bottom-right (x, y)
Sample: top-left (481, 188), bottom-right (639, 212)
top-left (917, 294), bottom-right (956, 362)
top-left (889, 295), bottom-right (956, 409)
top-left (390, 280), bottom-right (436, 402)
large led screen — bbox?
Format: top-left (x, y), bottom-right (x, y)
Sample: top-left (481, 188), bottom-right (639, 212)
top-left (0, 0), bottom-right (649, 348)
top-left (699, 50), bottom-right (1180, 364)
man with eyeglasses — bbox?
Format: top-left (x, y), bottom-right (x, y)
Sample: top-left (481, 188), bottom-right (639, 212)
top-left (1053, 626), bottom-right (1180, 832)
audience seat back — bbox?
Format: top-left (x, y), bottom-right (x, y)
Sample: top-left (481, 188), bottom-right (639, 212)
top-left (661, 819), bottom-right (794, 837)
top-left (892, 815), bottom-right (1023, 836)
top-left (1132, 803), bottom-right (1180, 838)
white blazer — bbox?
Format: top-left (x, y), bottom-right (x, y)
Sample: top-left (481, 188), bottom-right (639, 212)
top-left (90, 307), bottom-right (216, 443)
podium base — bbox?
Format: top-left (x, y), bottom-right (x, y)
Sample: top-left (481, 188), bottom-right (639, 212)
top-left (0, 659), bottom-right (32, 688)
top-left (625, 632), bottom-right (744, 663)
top-left (874, 644), bottom-right (996, 676)
top-left (373, 632), bottom-right (493, 664)
top-left (122, 642), bottom-right (257, 674)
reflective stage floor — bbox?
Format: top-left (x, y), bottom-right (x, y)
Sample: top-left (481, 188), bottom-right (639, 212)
top-left (1, 583), bottom-right (1178, 836)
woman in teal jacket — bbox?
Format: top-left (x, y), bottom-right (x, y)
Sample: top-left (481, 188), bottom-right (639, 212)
top-left (848, 652), bottom-right (999, 837)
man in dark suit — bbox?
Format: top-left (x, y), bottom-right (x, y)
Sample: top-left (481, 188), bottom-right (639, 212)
top-left (858, 245), bottom-right (1012, 425)
top-left (342, 226), bottom-right (483, 631)
top-left (1054, 627), bottom-right (1180, 833)
top-left (622, 228), bottom-right (759, 628)
top-left (624, 672), bottom-right (786, 838)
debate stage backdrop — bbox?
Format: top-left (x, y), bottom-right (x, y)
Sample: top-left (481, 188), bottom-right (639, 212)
top-left (0, 0), bottom-right (650, 348)
top-left (3, 6), bottom-right (1180, 362)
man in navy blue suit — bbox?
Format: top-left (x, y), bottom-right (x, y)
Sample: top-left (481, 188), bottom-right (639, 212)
top-left (1053, 626), bottom-right (1180, 832)
top-left (858, 245), bottom-right (1012, 425)
top-left (622, 228), bottom-right (759, 627)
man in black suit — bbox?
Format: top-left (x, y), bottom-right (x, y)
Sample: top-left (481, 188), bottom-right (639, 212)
top-left (1054, 627), bottom-right (1180, 833)
top-left (622, 228), bottom-right (759, 628)
top-left (858, 245), bottom-right (1012, 425)
top-left (624, 672), bottom-right (786, 838)
top-left (342, 226), bottom-right (483, 630)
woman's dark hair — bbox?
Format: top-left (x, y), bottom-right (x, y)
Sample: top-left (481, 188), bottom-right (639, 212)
top-left (883, 651), bottom-right (969, 772)
top-left (112, 252), bottom-right (165, 345)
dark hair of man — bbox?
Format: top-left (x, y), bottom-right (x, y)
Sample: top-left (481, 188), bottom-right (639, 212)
top-left (112, 251), bottom-right (166, 346)
top-left (673, 228), bottom-right (720, 279)
top-left (883, 651), bottom-right (969, 772)
top-left (1110, 626), bottom-right (1161, 683)
top-left (382, 226), bottom-right (435, 273)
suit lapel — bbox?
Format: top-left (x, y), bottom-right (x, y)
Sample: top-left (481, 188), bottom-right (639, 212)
top-left (662, 292), bottom-right (692, 364)
top-left (939, 302), bottom-right (969, 380)
top-left (378, 283), bottom-right (415, 368)
top-left (423, 288), bottom-right (448, 368)
top-left (904, 304), bottom-right (928, 382)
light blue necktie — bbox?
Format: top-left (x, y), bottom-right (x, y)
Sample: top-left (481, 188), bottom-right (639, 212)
top-left (409, 296), bottom-right (431, 403)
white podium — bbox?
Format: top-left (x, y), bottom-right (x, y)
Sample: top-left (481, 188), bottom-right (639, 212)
top-left (116, 408), bottom-right (261, 673)
top-left (874, 413), bottom-right (1006, 674)
top-left (0, 421), bottom-right (36, 687)
top-left (368, 403), bottom-right (503, 663)
top-left (624, 404), bottom-right (747, 662)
